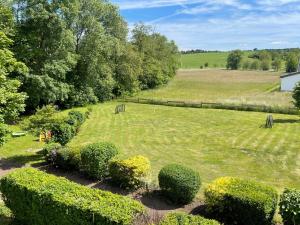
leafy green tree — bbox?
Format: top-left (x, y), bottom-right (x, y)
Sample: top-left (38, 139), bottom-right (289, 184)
top-left (293, 82), bottom-right (300, 109)
top-left (242, 60), bottom-right (250, 70)
top-left (250, 60), bottom-right (259, 70)
top-left (13, 0), bottom-right (78, 109)
top-left (0, 31), bottom-right (28, 122)
top-left (226, 50), bottom-right (243, 70)
top-left (132, 23), bottom-right (179, 89)
top-left (272, 59), bottom-right (282, 71)
top-left (25, 105), bottom-right (58, 136)
top-left (260, 59), bottom-right (271, 71)
top-left (286, 53), bottom-right (299, 73)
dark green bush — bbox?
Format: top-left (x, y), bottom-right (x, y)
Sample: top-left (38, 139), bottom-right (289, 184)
top-left (205, 177), bottom-right (278, 225)
top-left (0, 168), bottom-right (145, 225)
top-left (81, 142), bottom-right (119, 180)
top-left (51, 122), bottom-right (76, 146)
top-left (66, 111), bottom-right (86, 130)
top-left (279, 188), bottom-right (300, 225)
top-left (42, 142), bottom-right (62, 165)
top-left (158, 164), bottom-right (201, 204)
top-left (55, 147), bottom-right (81, 170)
top-left (159, 212), bottom-right (220, 225)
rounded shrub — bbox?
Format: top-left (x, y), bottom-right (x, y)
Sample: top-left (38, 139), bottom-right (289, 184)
top-left (158, 164), bottom-right (201, 204)
top-left (80, 142), bottom-right (119, 180)
top-left (55, 147), bottom-right (81, 170)
top-left (204, 177), bottom-right (278, 225)
top-left (159, 212), bottom-right (220, 225)
top-left (42, 142), bottom-right (62, 166)
top-left (279, 188), bottom-right (300, 225)
top-left (51, 122), bottom-right (76, 146)
top-left (109, 155), bottom-right (151, 190)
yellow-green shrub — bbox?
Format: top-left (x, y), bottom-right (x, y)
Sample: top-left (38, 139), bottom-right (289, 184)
top-left (159, 212), bottom-right (220, 225)
top-left (204, 177), bottom-right (278, 225)
top-left (109, 155), bottom-right (151, 189)
top-left (0, 168), bottom-right (145, 225)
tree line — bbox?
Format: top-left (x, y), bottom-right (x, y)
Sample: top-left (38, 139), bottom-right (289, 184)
top-left (0, 0), bottom-right (179, 145)
top-left (226, 49), bottom-right (300, 72)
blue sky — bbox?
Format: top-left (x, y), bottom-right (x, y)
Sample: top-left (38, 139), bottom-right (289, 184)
top-left (111, 0), bottom-right (300, 51)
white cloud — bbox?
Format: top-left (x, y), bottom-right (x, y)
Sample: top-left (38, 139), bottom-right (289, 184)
top-left (148, 12), bottom-right (300, 50)
top-left (112, 0), bottom-right (251, 10)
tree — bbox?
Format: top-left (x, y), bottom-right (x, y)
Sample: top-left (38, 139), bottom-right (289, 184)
top-left (226, 50), bottom-right (243, 70)
top-left (292, 82), bottom-right (300, 109)
top-left (0, 32), bottom-right (27, 122)
top-left (272, 59), bottom-right (282, 71)
top-left (242, 60), bottom-right (250, 70)
top-left (131, 23), bottom-right (179, 90)
top-left (13, 0), bottom-right (78, 110)
top-left (25, 105), bottom-right (58, 136)
top-left (260, 59), bottom-right (271, 71)
top-left (250, 60), bottom-right (259, 70)
top-left (0, 5), bottom-right (27, 144)
top-left (286, 53), bottom-right (299, 73)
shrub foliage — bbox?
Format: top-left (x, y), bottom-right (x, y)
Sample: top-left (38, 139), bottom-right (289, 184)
top-left (204, 177), bottom-right (278, 225)
top-left (279, 188), bottom-right (300, 225)
top-left (109, 155), bottom-right (151, 189)
top-left (159, 212), bottom-right (220, 225)
top-left (81, 142), bottom-right (119, 180)
top-left (0, 168), bottom-right (145, 225)
top-left (158, 164), bottom-right (201, 204)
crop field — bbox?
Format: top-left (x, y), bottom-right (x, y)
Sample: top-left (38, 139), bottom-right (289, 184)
top-left (180, 52), bottom-right (229, 68)
top-left (138, 69), bottom-right (293, 107)
top-left (69, 102), bottom-right (300, 191)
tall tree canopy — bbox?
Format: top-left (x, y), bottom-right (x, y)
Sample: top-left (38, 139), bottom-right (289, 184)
top-left (8, 0), bottom-right (179, 110)
top-left (0, 4), bottom-right (27, 122)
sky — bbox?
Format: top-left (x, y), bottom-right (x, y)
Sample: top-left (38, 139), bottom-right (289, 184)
top-left (111, 0), bottom-right (300, 51)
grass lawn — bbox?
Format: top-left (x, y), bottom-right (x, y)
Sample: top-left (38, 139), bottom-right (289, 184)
top-left (70, 102), bottom-right (300, 192)
top-left (137, 69), bottom-right (293, 107)
top-left (180, 52), bottom-right (229, 69)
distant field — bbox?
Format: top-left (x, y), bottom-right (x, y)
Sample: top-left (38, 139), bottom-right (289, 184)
top-left (70, 103), bottom-right (300, 190)
top-left (137, 69), bottom-right (292, 107)
top-left (180, 52), bottom-right (229, 69)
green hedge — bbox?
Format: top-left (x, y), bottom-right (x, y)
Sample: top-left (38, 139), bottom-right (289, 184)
top-left (51, 111), bottom-right (86, 146)
top-left (204, 177), bottom-right (278, 225)
top-left (109, 155), bottom-right (151, 190)
top-left (81, 142), bottom-right (119, 180)
top-left (158, 164), bottom-right (201, 204)
top-left (159, 212), bottom-right (220, 225)
top-left (279, 188), bottom-right (300, 225)
top-left (0, 168), bottom-right (145, 225)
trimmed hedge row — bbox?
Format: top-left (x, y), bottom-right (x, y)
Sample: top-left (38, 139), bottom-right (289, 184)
top-left (159, 164), bottom-right (201, 204)
top-left (159, 212), bottom-right (220, 225)
top-left (279, 188), bottom-right (300, 225)
top-left (109, 155), bottom-right (151, 190)
top-left (204, 177), bottom-right (278, 225)
top-left (0, 168), bottom-right (145, 225)
top-left (51, 110), bottom-right (88, 146)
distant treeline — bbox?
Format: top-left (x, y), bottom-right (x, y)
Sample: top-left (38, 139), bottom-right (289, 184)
top-left (182, 48), bottom-right (300, 55)
top-left (181, 49), bottom-right (224, 54)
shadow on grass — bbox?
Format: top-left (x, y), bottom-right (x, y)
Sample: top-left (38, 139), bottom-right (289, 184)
top-left (0, 151), bottom-right (45, 171)
top-left (274, 119), bottom-right (300, 124)
top-left (139, 190), bottom-right (183, 211)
